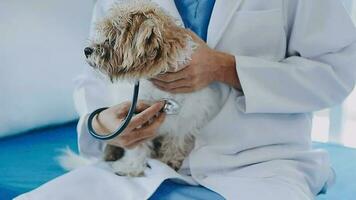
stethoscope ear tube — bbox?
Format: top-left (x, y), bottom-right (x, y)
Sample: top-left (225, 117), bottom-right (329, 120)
top-left (87, 81), bottom-right (140, 140)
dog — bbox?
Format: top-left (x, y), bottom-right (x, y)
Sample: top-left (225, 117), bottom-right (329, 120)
top-left (60, 0), bottom-right (222, 177)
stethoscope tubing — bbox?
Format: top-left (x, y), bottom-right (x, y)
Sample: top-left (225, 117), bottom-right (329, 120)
top-left (87, 81), bottom-right (140, 140)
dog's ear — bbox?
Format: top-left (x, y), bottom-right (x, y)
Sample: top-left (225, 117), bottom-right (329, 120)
top-left (134, 19), bottom-right (162, 59)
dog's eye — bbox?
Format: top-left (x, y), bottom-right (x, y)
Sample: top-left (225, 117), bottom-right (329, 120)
top-left (99, 47), bottom-right (111, 60)
top-left (104, 39), bottom-right (115, 47)
top-left (110, 40), bottom-right (116, 47)
top-left (100, 50), bottom-right (105, 57)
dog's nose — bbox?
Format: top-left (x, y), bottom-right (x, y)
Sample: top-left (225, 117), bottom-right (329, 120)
top-left (84, 47), bottom-right (93, 58)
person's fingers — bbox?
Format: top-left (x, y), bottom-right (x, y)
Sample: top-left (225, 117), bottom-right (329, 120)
top-left (120, 113), bottom-right (166, 148)
top-left (167, 63), bottom-right (189, 73)
top-left (157, 86), bottom-right (195, 94)
top-left (151, 78), bottom-right (191, 90)
top-left (113, 101), bottom-right (131, 116)
top-left (128, 101), bottom-right (165, 129)
top-left (126, 114), bottom-right (165, 148)
top-left (135, 101), bottom-right (151, 112)
top-left (115, 100), bottom-right (151, 118)
top-left (151, 67), bottom-right (190, 83)
top-left (171, 87), bottom-right (196, 94)
top-left (136, 112), bottom-right (165, 132)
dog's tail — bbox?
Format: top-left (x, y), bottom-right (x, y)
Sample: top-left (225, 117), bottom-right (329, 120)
top-left (57, 147), bottom-right (96, 171)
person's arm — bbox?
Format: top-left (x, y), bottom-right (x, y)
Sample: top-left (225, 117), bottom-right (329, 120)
top-left (233, 0), bottom-right (356, 113)
top-left (150, 31), bottom-right (242, 92)
top-left (74, 69), bottom-right (115, 158)
top-left (152, 0), bottom-right (356, 114)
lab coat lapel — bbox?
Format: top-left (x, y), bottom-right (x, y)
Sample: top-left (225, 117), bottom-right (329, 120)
top-left (207, 0), bottom-right (243, 48)
top-left (153, 0), bottom-right (243, 48)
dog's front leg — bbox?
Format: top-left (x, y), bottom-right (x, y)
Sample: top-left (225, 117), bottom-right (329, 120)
top-left (105, 143), bottom-right (152, 177)
top-left (154, 135), bottom-right (195, 171)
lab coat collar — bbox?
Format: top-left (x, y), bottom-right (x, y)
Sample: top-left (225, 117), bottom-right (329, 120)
top-left (153, 0), bottom-right (243, 48)
top-left (207, 0), bottom-right (244, 48)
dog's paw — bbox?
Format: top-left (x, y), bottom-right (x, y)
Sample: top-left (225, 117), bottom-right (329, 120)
top-left (110, 160), bottom-right (147, 177)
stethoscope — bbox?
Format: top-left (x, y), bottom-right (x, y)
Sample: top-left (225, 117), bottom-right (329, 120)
top-left (87, 80), bottom-right (180, 140)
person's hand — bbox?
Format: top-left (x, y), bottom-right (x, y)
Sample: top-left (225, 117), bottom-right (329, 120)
top-left (92, 101), bottom-right (166, 148)
top-left (150, 30), bottom-right (241, 93)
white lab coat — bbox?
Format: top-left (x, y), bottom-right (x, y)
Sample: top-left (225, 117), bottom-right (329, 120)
top-left (16, 0), bottom-right (356, 199)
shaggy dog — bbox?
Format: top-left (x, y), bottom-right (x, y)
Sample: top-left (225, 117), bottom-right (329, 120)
top-left (61, 0), bottom-right (222, 176)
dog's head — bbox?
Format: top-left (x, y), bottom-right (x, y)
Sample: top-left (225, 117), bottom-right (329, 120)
top-left (85, 0), bottom-right (195, 82)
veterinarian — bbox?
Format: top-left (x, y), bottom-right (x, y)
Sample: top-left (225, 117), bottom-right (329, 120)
top-left (15, 0), bottom-right (356, 199)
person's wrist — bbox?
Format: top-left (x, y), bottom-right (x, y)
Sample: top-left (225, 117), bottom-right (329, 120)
top-left (214, 51), bottom-right (241, 90)
top-left (91, 111), bottom-right (110, 136)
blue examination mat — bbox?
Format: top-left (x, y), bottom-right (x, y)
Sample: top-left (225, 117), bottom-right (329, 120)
top-left (0, 121), bottom-right (355, 200)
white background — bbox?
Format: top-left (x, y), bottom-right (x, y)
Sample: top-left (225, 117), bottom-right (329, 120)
top-left (0, 0), bottom-right (94, 136)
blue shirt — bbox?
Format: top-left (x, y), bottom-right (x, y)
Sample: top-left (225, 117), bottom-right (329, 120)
top-left (174, 0), bottom-right (216, 42)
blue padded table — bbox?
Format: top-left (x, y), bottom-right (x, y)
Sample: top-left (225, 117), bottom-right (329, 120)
top-left (0, 122), bottom-right (78, 200)
top-left (0, 121), bottom-right (355, 200)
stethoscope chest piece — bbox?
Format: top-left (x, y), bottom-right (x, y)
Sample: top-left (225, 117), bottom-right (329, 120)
top-left (162, 98), bottom-right (180, 115)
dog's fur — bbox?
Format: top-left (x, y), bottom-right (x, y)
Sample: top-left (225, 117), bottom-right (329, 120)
top-left (60, 0), bottom-right (222, 176)
top-left (86, 0), bottom-right (194, 81)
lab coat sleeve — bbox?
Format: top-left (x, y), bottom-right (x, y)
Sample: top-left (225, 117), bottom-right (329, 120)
top-left (73, 0), bottom-right (110, 158)
top-left (235, 0), bottom-right (356, 114)
top-left (74, 68), bottom-right (114, 158)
